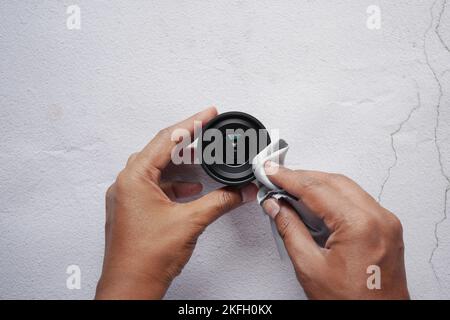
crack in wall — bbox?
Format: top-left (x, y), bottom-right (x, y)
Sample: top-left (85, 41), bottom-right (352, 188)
top-left (377, 88), bottom-right (421, 203)
top-left (436, 0), bottom-right (450, 54)
top-left (423, 0), bottom-right (450, 284)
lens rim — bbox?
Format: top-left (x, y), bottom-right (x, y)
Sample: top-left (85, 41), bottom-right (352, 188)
top-left (199, 111), bottom-right (271, 186)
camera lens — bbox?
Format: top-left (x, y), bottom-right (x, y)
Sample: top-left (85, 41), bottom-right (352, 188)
top-left (198, 112), bottom-right (271, 186)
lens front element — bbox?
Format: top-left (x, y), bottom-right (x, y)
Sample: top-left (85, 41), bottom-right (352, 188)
top-left (199, 112), bottom-right (271, 186)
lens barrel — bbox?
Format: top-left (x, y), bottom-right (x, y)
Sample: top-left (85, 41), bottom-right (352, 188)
top-left (198, 112), bottom-right (271, 186)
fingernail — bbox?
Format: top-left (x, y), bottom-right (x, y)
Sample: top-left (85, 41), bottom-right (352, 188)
top-left (264, 161), bottom-right (279, 175)
top-left (263, 198), bottom-right (280, 219)
top-left (240, 183), bottom-right (257, 203)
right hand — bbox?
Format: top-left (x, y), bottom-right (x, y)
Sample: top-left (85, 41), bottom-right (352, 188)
top-left (262, 161), bottom-right (409, 299)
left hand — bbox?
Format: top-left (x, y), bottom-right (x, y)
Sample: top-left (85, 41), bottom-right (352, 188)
top-left (95, 107), bottom-right (257, 299)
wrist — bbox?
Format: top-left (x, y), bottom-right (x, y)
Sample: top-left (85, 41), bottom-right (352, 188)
top-left (95, 269), bottom-right (169, 300)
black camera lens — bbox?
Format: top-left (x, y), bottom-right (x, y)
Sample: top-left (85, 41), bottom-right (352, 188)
top-left (198, 112), bottom-right (271, 186)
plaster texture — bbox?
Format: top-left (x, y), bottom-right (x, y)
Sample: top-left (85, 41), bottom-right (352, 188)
top-left (1, 0), bottom-right (450, 299)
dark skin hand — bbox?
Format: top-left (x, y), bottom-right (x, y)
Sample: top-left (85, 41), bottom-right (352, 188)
top-left (96, 107), bottom-right (409, 300)
top-left (95, 107), bottom-right (257, 299)
top-left (262, 161), bottom-right (409, 299)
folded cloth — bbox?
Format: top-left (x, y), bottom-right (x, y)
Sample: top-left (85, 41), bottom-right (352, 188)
top-left (252, 139), bottom-right (330, 259)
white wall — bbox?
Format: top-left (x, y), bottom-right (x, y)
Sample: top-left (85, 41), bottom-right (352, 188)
top-left (1, 0), bottom-right (449, 299)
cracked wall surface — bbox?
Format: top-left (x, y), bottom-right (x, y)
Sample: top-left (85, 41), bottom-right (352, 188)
top-left (425, 0), bottom-right (450, 291)
top-left (1, 0), bottom-right (449, 299)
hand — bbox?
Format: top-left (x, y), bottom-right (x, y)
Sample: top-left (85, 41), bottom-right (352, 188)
top-left (262, 161), bottom-right (409, 300)
top-left (95, 107), bottom-right (257, 299)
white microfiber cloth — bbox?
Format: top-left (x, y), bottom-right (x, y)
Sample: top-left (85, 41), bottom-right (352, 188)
top-left (252, 139), bottom-right (329, 259)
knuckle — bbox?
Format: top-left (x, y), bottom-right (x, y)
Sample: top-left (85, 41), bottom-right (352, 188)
top-left (157, 127), bottom-right (172, 139)
top-left (127, 152), bottom-right (139, 165)
top-left (276, 212), bottom-right (292, 240)
top-left (105, 184), bottom-right (116, 225)
top-left (184, 204), bottom-right (208, 228)
top-left (116, 170), bottom-right (128, 184)
top-left (145, 165), bottom-right (161, 182)
top-left (386, 213), bottom-right (403, 236)
top-left (297, 176), bottom-right (323, 195)
top-left (190, 212), bottom-right (208, 230)
top-left (189, 213), bottom-right (206, 229)
top-left (357, 213), bottom-right (379, 231)
top-left (328, 173), bottom-right (351, 185)
top-left (385, 214), bottom-right (405, 252)
top-left (105, 184), bottom-right (115, 200)
top-left (115, 170), bottom-right (134, 193)
top-left (217, 190), bottom-right (236, 213)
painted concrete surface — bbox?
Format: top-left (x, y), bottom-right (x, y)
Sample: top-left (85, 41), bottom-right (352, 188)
top-left (1, 1), bottom-right (449, 299)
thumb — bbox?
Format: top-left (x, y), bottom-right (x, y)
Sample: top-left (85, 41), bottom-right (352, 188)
top-left (263, 198), bottom-right (322, 265)
top-left (184, 183), bottom-right (258, 227)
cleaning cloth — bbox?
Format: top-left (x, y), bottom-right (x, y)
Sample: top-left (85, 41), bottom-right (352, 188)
top-left (252, 139), bottom-right (330, 259)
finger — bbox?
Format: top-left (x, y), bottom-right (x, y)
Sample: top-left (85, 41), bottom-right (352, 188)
top-left (160, 181), bottom-right (203, 200)
top-left (265, 161), bottom-right (357, 231)
top-left (183, 183), bottom-right (258, 227)
top-left (137, 106), bottom-right (218, 176)
top-left (263, 198), bottom-right (322, 264)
